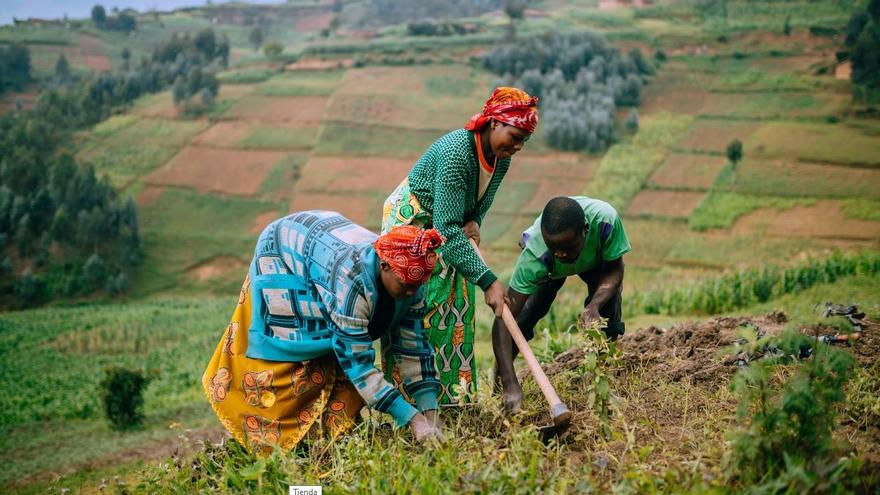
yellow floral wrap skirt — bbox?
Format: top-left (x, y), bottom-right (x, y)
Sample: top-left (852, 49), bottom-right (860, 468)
top-left (203, 276), bottom-right (365, 454)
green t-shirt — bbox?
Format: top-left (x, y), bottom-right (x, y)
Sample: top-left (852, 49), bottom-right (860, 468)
top-left (509, 196), bottom-right (631, 295)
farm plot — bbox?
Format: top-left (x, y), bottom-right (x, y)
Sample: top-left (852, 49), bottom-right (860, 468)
top-left (314, 122), bottom-right (444, 157)
top-left (648, 153), bottom-right (726, 190)
top-left (146, 146), bottom-right (285, 196)
top-left (237, 126), bottom-right (319, 151)
top-left (730, 200), bottom-right (880, 241)
top-left (677, 119), bottom-right (759, 153)
top-left (627, 190), bottom-right (707, 218)
top-left (254, 69), bottom-right (344, 97)
top-left (324, 93), bottom-right (481, 131)
top-left (745, 122), bottom-right (880, 166)
top-left (192, 121), bottom-right (254, 148)
top-left (220, 95), bottom-right (328, 124)
top-left (292, 155), bottom-right (416, 196)
top-left (288, 192), bottom-right (387, 230)
top-left (335, 64), bottom-right (486, 98)
top-left (698, 92), bottom-right (847, 119)
top-left (716, 159), bottom-right (880, 199)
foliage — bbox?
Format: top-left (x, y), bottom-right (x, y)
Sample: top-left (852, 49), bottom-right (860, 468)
top-left (262, 41), bottom-right (283, 58)
top-left (727, 330), bottom-right (859, 492)
top-left (0, 42), bottom-right (32, 94)
top-left (100, 366), bottom-right (150, 430)
top-left (353, 0), bottom-right (504, 27)
top-left (689, 191), bottom-right (812, 231)
top-left (249, 26), bottom-right (264, 52)
top-left (843, 0), bottom-right (880, 98)
top-left (484, 32), bottom-right (652, 152)
top-left (633, 251), bottom-right (880, 315)
top-left (577, 318), bottom-right (622, 437)
top-left (407, 19), bottom-right (476, 37)
top-left (726, 138), bottom-right (743, 164)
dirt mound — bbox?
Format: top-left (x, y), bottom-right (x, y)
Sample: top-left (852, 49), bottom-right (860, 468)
top-left (541, 311), bottom-right (878, 385)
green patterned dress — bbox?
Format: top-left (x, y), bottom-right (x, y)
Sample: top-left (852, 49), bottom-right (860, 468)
top-left (380, 129), bottom-right (511, 406)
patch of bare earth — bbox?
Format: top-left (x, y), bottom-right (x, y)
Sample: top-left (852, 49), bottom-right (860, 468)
top-left (78, 33), bottom-right (111, 71)
top-left (251, 210), bottom-right (281, 235)
top-left (286, 59), bottom-right (353, 71)
top-left (291, 155), bottom-right (417, 197)
top-left (136, 186), bottom-right (165, 207)
top-left (627, 190), bottom-right (707, 218)
top-left (188, 256), bottom-right (249, 281)
top-left (193, 122), bottom-right (254, 148)
top-left (222, 96), bottom-right (328, 124)
top-left (648, 153), bottom-right (726, 190)
top-left (294, 11), bottom-right (334, 31)
top-left (146, 146), bottom-right (283, 196)
top-left (679, 121), bottom-right (759, 152)
top-left (731, 200), bottom-right (880, 241)
top-left (288, 192), bottom-right (383, 230)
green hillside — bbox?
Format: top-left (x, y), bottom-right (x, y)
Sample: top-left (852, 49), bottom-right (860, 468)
top-left (1, 0), bottom-right (878, 492)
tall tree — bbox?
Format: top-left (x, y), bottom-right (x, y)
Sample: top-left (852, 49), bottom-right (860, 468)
top-left (249, 26), bottom-right (264, 52)
top-left (91, 5), bottom-right (107, 26)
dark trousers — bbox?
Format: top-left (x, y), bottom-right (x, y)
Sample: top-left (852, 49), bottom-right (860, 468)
top-left (516, 269), bottom-right (624, 341)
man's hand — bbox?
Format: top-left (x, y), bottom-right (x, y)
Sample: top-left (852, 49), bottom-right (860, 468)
top-left (579, 305), bottom-right (602, 330)
top-left (409, 412), bottom-right (445, 444)
top-left (484, 280), bottom-right (509, 317)
top-left (463, 220), bottom-right (480, 246)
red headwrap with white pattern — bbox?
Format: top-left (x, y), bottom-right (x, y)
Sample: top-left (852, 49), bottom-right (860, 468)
top-left (374, 226), bottom-right (445, 285)
top-left (465, 86), bottom-right (539, 133)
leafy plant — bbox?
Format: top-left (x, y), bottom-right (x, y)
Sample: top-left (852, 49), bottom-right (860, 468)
top-left (100, 366), bottom-right (151, 430)
top-left (727, 330), bottom-right (859, 492)
top-left (577, 317), bottom-right (622, 437)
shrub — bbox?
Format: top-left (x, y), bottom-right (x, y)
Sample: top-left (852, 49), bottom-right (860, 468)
top-left (100, 366), bottom-right (150, 430)
top-left (263, 42), bottom-right (284, 58)
top-left (727, 331), bottom-right (859, 491)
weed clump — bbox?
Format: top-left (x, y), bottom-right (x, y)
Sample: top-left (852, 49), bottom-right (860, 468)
top-left (100, 366), bottom-right (150, 430)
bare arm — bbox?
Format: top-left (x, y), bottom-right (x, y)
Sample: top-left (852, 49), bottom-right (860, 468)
top-left (581, 257), bottom-right (624, 327)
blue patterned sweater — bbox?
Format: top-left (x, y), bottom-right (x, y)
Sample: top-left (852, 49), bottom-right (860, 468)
top-left (245, 210), bottom-right (439, 426)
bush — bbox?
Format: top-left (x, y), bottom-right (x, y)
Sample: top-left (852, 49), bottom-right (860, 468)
top-left (100, 366), bottom-right (150, 430)
top-left (727, 331), bottom-right (859, 491)
top-left (263, 42), bottom-right (283, 58)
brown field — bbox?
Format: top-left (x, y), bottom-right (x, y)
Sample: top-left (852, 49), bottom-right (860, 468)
top-left (286, 59), bottom-right (353, 71)
top-left (335, 65), bottom-right (481, 97)
top-left (649, 153), bottom-right (726, 190)
top-left (136, 186), bottom-right (165, 207)
top-left (295, 11), bottom-right (335, 31)
top-left (724, 159), bottom-right (880, 199)
top-left (288, 192), bottom-right (384, 229)
top-left (0, 86), bottom-right (37, 113)
top-left (218, 83), bottom-right (258, 100)
top-left (505, 152), bottom-right (593, 181)
top-left (731, 200), bottom-right (880, 240)
top-left (78, 33), bottom-right (112, 71)
top-left (325, 92), bottom-right (482, 131)
top-left (627, 190), bottom-right (707, 218)
top-left (220, 95), bottom-right (328, 124)
top-left (678, 120), bottom-right (758, 152)
top-left (251, 210), bottom-right (280, 235)
top-left (193, 122), bottom-right (254, 147)
top-left (146, 146), bottom-right (283, 196)
top-left (292, 155), bottom-right (416, 195)
top-left (188, 256), bottom-right (248, 282)
top-left (641, 87), bottom-right (709, 115)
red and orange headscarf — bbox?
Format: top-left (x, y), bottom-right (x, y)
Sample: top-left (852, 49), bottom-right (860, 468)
top-left (374, 226), bottom-right (445, 285)
top-left (465, 87), bottom-right (539, 134)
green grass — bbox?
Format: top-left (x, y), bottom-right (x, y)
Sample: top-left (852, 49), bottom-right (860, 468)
top-left (237, 126), bottom-right (318, 150)
top-left (714, 160), bottom-right (880, 199)
top-left (76, 117), bottom-right (209, 188)
top-left (585, 112), bottom-right (694, 211)
top-left (746, 122), bottom-right (880, 166)
top-left (259, 153), bottom-right (307, 197)
top-left (689, 191), bottom-right (815, 230)
top-left (842, 198), bottom-right (880, 222)
top-left (698, 92), bottom-right (846, 119)
top-left (0, 296), bottom-right (231, 488)
top-left (254, 70), bottom-right (345, 97)
top-left (134, 189), bottom-right (282, 295)
top-left (217, 67), bottom-right (278, 84)
top-left (314, 122), bottom-right (444, 157)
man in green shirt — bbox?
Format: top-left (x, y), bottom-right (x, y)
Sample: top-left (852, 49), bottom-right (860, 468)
top-left (493, 196), bottom-right (631, 412)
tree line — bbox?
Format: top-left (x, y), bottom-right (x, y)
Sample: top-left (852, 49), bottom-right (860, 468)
top-left (0, 28), bottom-right (229, 307)
top-left (843, 0), bottom-right (880, 100)
top-left (0, 43), bottom-right (32, 95)
top-left (483, 31), bottom-right (654, 152)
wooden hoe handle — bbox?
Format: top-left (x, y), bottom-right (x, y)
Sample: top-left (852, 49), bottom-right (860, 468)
top-left (469, 238), bottom-right (571, 425)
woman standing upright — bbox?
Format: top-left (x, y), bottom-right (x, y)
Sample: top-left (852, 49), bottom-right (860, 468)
top-left (381, 87), bottom-right (538, 405)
